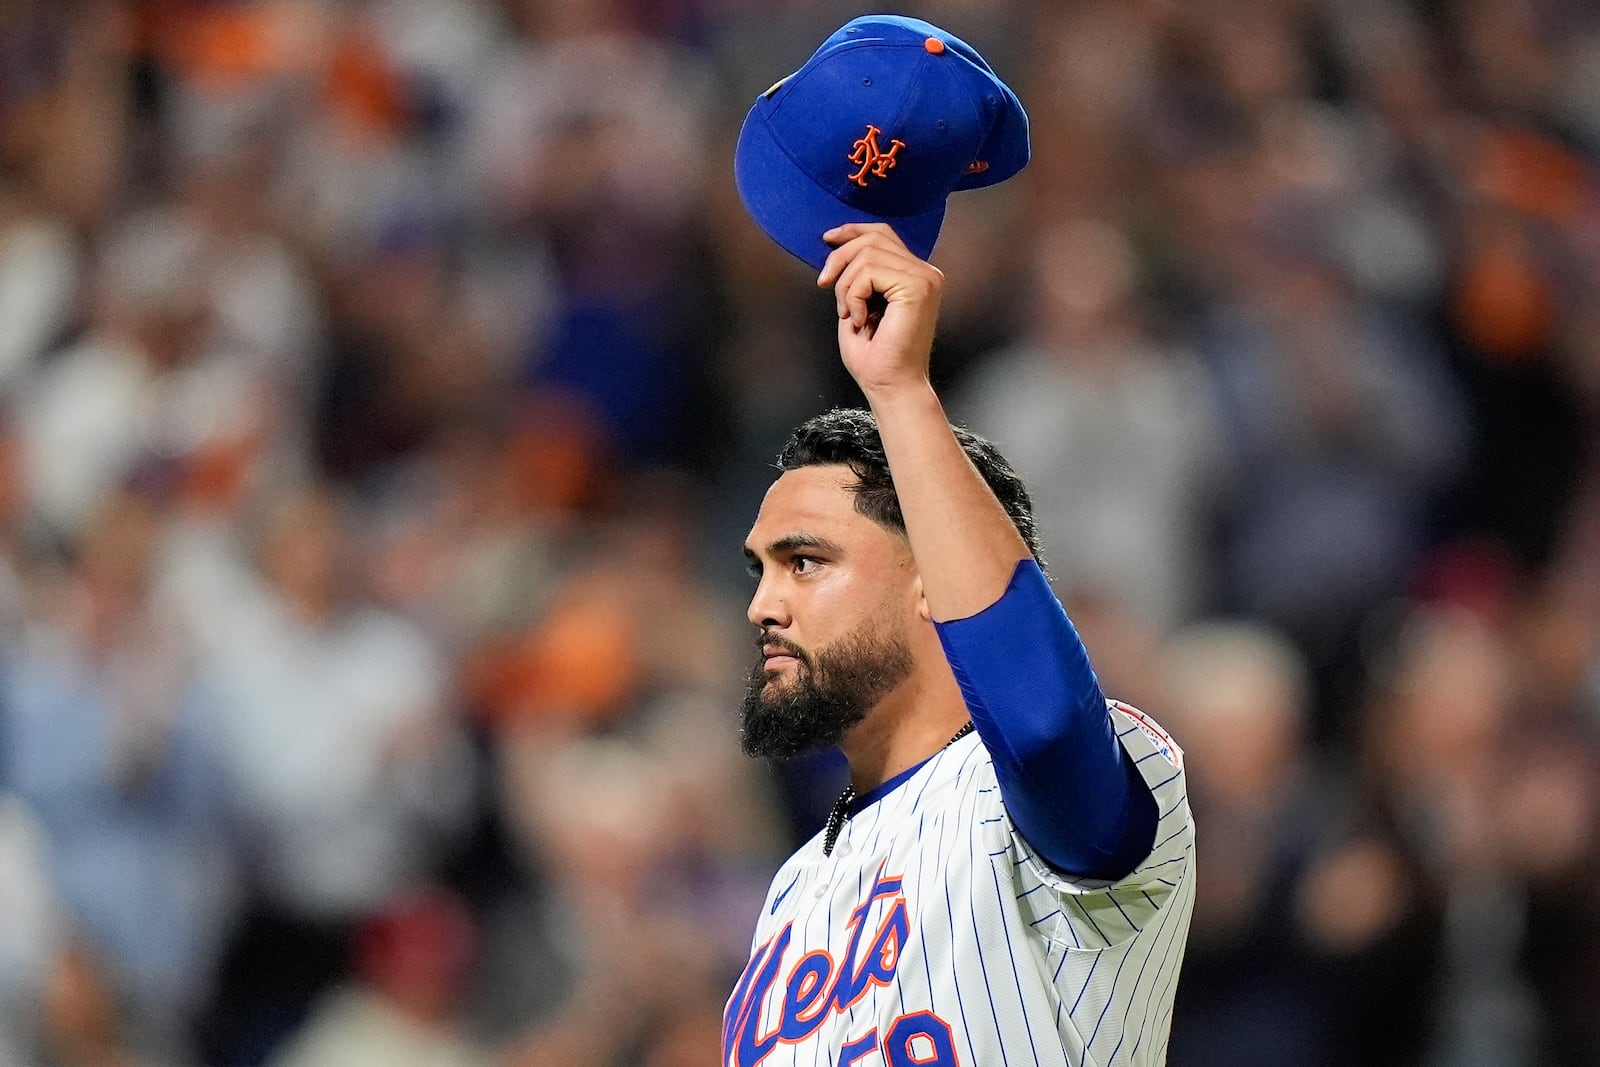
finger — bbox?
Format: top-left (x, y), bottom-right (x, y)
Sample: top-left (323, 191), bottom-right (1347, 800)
top-left (817, 234), bottom-right (881, 289)
top-left (831, 235), bottom-right (921, 286)
top-left (838, 308), bottom-right (875, 346)
top-left (822, 244), bottom-right (868, 316)
top-left (831, 251), bottom-right (878, 326)
top-left (841, 264), bottom-right (882, 330)
top-left (817, 224), bottom-right (914, 286)
top-left (828, 252), bottom-right (860, 318)
top-left (822, 222), bottom-right (900, 247)
top-left (817, 239), bottom-right (857, 291)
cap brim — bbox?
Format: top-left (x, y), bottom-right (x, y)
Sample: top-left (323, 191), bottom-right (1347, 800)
top-left (734, 103), bottom-right (946, 271)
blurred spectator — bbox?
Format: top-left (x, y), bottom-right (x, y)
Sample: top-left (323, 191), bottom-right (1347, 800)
top-left (493, 736), bottom-right (754, 1066)
top-left (0, 492), bottom-right (238, 1059)
top-left (15, 202), bottom-right (281, 538)
top-left (175, 483), bottom-right (473, 1064)
top-left (1157, 619), bottom-right (1444, 1066)
top-left (954, 214), bottom-right (1225, 632)
top-left (1435, 126), bottom-right (1590, 575)
top-left (194, 484), bottom-right (470, 918)
top-left (463, 2), bottom-right (725, 465)
top-left (265, 887), bottom-right (491, 1067)
top-left (0, 177), bottom-right (78, 387)
top-left (310, 224), bottom-right (504, 486)
top-left (1361, 601), bottom-right (1600, 1064)
top-left (0, 796), bottom-right (58, 1064)
top-left (1197, 227), bottom-right (1466, 708)
top-left (469, 478), bottom-right (783, 1049)
top-left (0, 2), bottom-right (130, 229)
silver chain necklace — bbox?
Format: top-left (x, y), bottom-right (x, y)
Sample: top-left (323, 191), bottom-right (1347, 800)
top-left (822, 721), bottom-right (976, 856)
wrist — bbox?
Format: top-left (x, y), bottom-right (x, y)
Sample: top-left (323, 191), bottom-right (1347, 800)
top-left (858, 376), bottom-right (939, 414)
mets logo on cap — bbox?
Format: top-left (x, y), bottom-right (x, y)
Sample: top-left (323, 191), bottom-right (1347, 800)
top-left (848, 125), bottom-right (905, 186)
top-left (734, 15), bottom-right (1030, 271)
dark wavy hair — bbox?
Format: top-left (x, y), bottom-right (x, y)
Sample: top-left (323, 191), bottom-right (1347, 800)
top-left (775, 408), bottom-right (1044, 562)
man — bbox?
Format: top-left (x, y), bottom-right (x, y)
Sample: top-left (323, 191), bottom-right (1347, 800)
top-left (724, 222), bottom-right (1195, 1067)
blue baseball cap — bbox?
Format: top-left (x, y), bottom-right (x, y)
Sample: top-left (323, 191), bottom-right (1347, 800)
top-left (734, 14), bottom-right (1029, 270)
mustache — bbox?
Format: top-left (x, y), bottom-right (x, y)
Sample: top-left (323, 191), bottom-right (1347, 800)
top-left (756, 631), bottom-right (811, 666)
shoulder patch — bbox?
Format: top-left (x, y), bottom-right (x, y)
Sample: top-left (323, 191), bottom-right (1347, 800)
top-left (1112, 701), bottom-right (1183, 769)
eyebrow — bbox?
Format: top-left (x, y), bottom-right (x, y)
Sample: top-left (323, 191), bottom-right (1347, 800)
top-left (742, 533), bottom-right (845, 561)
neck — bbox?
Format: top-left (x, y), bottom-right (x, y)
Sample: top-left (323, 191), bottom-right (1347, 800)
top-left (839, 663), bottom-right (969, 794)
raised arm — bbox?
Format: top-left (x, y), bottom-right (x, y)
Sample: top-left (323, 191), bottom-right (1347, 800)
top-left (817, 223), bottom-right (1025, 621)
top-left (818, 223), bottom-right (1155, 880)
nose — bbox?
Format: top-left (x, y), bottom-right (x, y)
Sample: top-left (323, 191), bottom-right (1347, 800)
top-left (747, 573), bottom-right (790, 631)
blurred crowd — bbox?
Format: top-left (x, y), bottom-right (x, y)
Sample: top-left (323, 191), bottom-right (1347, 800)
top-left (0, 0), bottom-right (1597, 1064)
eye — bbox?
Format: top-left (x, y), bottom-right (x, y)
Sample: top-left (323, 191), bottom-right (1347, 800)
top-left (792, 555), bottom-right (821, 575)
top-left (745, 560), bottom-right (763, 579)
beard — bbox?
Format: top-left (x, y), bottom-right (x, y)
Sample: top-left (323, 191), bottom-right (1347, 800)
top-left (739, 622), bottom-right (914, 762)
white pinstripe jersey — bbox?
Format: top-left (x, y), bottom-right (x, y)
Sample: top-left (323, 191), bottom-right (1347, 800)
top-left (723, 700), bottom-right (1194, 1067)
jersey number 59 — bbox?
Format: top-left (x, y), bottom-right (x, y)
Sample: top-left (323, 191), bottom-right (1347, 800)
top-left (842, 1011), bottom-right (960, 1066)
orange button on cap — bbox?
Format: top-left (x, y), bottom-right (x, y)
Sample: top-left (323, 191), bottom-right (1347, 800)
top-left (924, 36), bottom-right (945, 54)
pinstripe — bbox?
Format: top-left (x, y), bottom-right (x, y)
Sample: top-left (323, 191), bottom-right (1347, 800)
top-left (1107, 892), bottom-right (1139, 934)
top-left (1082, 914), bottom-right (1143, 1054)
top-left (956, 750), bottom-right (996, 1065)
top-left (1152, 825), bottom-right (1187, 858)
top-left (963, 800), bottom-right (1012, 1067)
top-left (1129, 880), bottom-right (1190, 1062)
top-left (940, 824), bottom-right (978, 1062)
top-left (727, 704), bottom-right (1192, 1067)
top-left (1067, 894), bottom-right (1110, 947)
top-left (1154, 999), bottom-right (1176, 1060)
top-left (1139, 904), bottom-right (1190, 1065)
top-left (1057, 908), bottom-right (1081, 949)
top-left (951, 736), bottom-right (985, 786)
top-left (989, 857), bottom-right (1044, 1067)
top-left (916, 809), bottom-right (934, 1015)
top-left (1066, 948), bottom-right (1098, 1020)
top-left (849, 862), bottom-right (864, 1030)
top-left (911, 766), bottom-right (937, 811)
top-left (910, 749), bottom-right (945, 812)
top-left (1092, 870), bottom-right (1185, 1062)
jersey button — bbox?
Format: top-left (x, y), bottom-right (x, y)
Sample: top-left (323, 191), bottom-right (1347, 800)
top-left (835, 842), bottom-right (852, 856)
top-left (814, 884), bottom-right (829, 899)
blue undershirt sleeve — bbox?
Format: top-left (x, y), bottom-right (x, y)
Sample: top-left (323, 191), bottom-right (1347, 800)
top-left (933, 558), bottom-right (1157, 881)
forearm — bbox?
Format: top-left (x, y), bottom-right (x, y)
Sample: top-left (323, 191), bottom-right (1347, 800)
top-left (861, 380), bottom-right (1030, 622)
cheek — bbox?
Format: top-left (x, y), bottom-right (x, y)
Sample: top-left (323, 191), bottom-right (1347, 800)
top-left (825, 580), bottom-right (920, 656)
top-left (806, 572), bottom-right (883, 639)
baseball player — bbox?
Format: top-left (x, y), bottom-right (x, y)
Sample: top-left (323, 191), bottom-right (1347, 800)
top-left (725, 18), bottom-right (1193, 1064)
top-left (726, 218), bottom-right (1194, 1066)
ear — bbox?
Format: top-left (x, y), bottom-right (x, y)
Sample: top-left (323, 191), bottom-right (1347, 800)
top-left (914, 573), bottom-right (933, 622)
